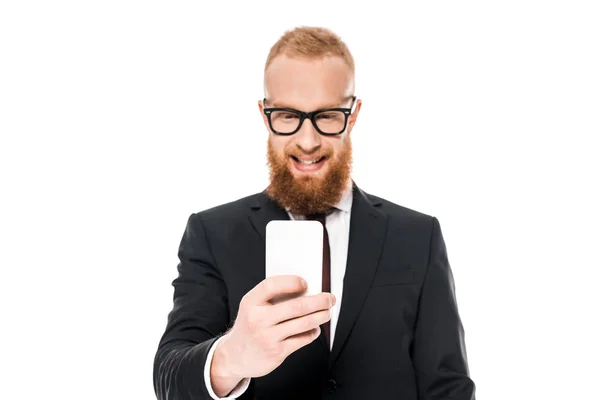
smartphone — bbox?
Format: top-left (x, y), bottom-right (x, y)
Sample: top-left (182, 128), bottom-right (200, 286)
top-left (265, 220), bottom-right (323, 304)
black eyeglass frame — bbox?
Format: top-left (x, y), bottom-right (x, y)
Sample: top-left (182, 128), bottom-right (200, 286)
top-left (262, 96), bottom-right (357, 136)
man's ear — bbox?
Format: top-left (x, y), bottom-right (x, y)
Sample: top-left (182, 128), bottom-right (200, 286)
top-left (258, 99), bottom-right (270, 130)
top-left (347, 99), bottom-right (362, 134)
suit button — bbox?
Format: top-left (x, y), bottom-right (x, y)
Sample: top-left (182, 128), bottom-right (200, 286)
top-left (326, 378), bottom-right (337, 392)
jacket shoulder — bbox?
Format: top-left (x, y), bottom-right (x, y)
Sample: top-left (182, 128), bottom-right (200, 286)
top-left (365, 192), bottom-right (434, 225)
top-left (189, 192), bottom-right (263, 221)
top-left (363, 192), bottom-right (442, 248)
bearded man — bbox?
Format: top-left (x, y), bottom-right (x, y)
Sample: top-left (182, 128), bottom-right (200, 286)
top-left (153, 26), bottom-right (475, 400)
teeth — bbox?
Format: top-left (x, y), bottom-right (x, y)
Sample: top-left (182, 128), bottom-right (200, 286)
top-left (299, 159), bottom-right (320, 165)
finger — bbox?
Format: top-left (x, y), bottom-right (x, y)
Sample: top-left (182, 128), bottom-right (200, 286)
top-left (282, 327), bottom-right (321, 355)
top-left (272, 308), bottom-right (332, 342)
top-left (268, 293), bottom-right (334, 325)
top-left (245, 275), bottom-right (307, 305)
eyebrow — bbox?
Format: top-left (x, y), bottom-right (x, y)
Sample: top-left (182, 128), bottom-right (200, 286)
top-left (266, 95), bottom-right (354, 110)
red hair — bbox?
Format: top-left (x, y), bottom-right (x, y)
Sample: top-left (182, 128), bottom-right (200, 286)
top-left (264, 26), bottom-right (355, 74)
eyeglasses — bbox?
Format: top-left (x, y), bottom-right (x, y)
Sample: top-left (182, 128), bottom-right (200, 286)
top-left (262, 96), bottom-right (357, 136)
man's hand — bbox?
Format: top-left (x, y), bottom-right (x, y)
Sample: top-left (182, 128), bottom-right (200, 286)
top-left (210, 275), bottom-right (335, 396)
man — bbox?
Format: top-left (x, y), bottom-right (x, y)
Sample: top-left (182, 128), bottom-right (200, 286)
top-left (153, 26), bottom-right (475, 399)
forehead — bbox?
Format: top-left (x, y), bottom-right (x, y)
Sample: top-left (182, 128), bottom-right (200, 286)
top-left (264, 54), bottom-right (354, 110)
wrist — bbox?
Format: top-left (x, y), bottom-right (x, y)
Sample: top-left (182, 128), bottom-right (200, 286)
top-left (212, 334), bottom-right (244, 381)
top-left (210, 335), bottom-right (246, 397)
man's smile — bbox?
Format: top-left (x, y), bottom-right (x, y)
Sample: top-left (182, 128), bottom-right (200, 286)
top-left (289, 155), bottom-right (328, 173)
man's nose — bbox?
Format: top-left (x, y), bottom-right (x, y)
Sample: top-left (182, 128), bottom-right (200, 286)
top-left (294, 118), bottom-right (321, 153)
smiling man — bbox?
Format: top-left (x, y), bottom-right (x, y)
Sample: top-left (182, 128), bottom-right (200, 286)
top-left (153, 26), bottom-right (475, 400)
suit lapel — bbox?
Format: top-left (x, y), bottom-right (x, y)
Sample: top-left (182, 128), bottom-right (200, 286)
top-left (247, 190), bottom-right (291, 241)
top-left (329, 185), bottom-right (387, 367)
top-left (241, 192), bottom-right (290, 304)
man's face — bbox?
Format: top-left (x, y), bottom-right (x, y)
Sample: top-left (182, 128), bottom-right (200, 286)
top-left (259, 55), bottom-right (361, 215)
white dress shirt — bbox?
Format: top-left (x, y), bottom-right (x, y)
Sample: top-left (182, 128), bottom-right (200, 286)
top-left (203, 185), bottom-right (354, 399)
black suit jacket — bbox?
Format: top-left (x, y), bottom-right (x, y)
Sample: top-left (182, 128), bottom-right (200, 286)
top-left (153, 184), bottom-right (475, 399)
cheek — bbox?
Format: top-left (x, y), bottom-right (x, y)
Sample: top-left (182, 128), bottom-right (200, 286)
top-left (269, 136), bottom-right (292, 156)
top-left (324, 138), bottom-right (344, 155)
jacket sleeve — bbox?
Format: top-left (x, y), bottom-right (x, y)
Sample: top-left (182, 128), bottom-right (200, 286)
top-left (153, 213), bottom-right (232, 400)
top-left (412, 217), bottom-right (476, 400)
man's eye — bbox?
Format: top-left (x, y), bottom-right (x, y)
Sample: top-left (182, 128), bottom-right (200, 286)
top-left (317, 112), bottom-right (343, 121)
top-left (273, 112), bottom-right (299, 121)
top-left (318, 113), bottom-right (335, 119)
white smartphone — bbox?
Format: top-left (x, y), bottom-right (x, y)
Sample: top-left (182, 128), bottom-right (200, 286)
top-left (265, 220), bottom-right (323, 304)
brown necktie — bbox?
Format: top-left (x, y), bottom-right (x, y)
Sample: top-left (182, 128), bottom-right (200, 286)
top-left (306, 213), bottom-right (331, 349)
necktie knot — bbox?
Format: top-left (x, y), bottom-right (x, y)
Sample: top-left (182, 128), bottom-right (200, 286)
top-left (306, 213), bottom-right (327, 224)
top-left (306, 208), bottom-right (335, 224)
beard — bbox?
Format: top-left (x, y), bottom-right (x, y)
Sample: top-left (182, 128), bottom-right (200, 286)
top-left (266, 137), bottom-right (353, 215)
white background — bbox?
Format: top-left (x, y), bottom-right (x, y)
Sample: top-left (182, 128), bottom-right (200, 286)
top-left (1, 1), bottom-right (599, 399)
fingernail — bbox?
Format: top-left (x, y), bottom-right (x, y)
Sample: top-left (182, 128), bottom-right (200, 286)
top-left (301, 278), bottom-right (307, 288)
top-left (330, 294), bottom-right (336, 306)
